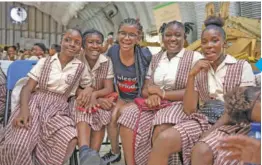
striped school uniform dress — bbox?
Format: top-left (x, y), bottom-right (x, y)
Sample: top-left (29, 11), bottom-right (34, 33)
top-left (0, 68), bottom-right (6, 129)
top-left (173, 60), bottom-right (249, 165)
top-left (75, 59), bottom-right (112, 131)
top-left (0, 56), bottom-right (85, 165)
top-left (118, 50), bottom-right (195, 165)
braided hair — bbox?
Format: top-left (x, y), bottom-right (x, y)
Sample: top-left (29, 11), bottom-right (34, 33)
top-left (159, 20), bottom-right (185, 38)
top-left (224, 86), bottom-right (261, 124)
top-left (82, 29), bottom-right (104, 48)
top-left (118, 18), bottom-right (143, 35)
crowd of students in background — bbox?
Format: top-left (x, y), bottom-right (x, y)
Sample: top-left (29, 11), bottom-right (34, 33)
top-left (0, 43), bottom-right (60, 61)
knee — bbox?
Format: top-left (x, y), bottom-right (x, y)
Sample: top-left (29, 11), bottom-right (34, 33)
top-left (154, 128), bottom-right (181, 152)
top-left (153, 124), bottom-right (173, 143)
top-left (192, 142), bottom-right (213, 162)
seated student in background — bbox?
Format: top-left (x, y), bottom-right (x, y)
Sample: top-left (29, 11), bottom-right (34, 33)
top-left (49, 44), bottom-right (61, 56)
top-left (147, 16), bottom-right (256, 165)
top-left (28, 43), bottom-right (46, 60)
top-left (74, 29), bottom-right (114, 165)
top-left (6, 46), bottom-right (17, 61)
top-left (0, 28), bottom-right (91, 165)
top-left (101, 32), bottom-right (114, 54)
top-left (218, 86), bottom-right (261, 164)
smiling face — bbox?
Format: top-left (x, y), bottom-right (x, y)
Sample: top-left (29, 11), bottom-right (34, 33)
top-left (117, 25), bottom-right (139, 52)
top-left (162, 24), bottom-right (185, 54)
top-left (32, 45), bottom-right (44, 57)
top-left (60, 29), bottom-right (82, 57)
top-left (201, 28), bottom-right (226, 62)
top-left (84, 33), bottom-right (103, 61)
top-left (7, 47), bottom-right (16, 58)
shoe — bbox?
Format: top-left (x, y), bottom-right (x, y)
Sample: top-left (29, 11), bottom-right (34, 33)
top-left (101, 148), bottom-right (121, 165)
top-left (80, 147), bottom-right (101, 165)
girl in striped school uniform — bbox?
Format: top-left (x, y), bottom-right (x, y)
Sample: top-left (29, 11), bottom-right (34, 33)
top-left (0, 28), bottom-right (91, 165)
top-left (101, 18), bottom-right (152, 165)
top-left (147, 16), bottom-right (256, 165)
top-left (74, 29), bottom-right (114, 165)
top-left (0, 68), bottom-right (6, 127)
top-left (118, 20), bottom-right (203, 165)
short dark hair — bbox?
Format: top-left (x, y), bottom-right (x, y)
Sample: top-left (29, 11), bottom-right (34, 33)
top-left (8, 45), bottom-right (17, 51)
top-left (4, 46), bottom-right (9, 51)
top-left (51, 44), bottom-right (61, 52)
top-left (108, 32), bottom-right (114, 36)
top-left (34, 43), bottom-right (46, 52)
top-left (61, 27), bottom-right (83, 44)
top-left (82, 29), bottom-right (104, 48)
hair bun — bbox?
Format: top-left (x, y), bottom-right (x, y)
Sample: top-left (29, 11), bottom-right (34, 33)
top-left (204, 16), bottom-right (224, 27)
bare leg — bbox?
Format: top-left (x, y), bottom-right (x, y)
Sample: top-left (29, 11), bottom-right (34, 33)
top-left (191, 142), bottom-right (213, 165)
top-left (152, 124), bottom-right (173, 146)
top-left (63, 138), bottom-right (78, 163)
top-left (107, 99), bottom-right (126, 154)
top-left (90, 126), bottom-right (106, 152)
top-left (77, 121), bottom-right (92, 147)
top-left (119, 125), bottom-right (134, 165)
top-left (147, 127), bottom-right (182, 165)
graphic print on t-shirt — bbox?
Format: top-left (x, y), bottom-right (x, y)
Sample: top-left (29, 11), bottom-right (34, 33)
top-left (116, 75), bottom-right (138, 97)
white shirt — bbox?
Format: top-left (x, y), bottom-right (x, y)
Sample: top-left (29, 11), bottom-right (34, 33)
top-left (204, 55), bottom-right (255, 101)
top-left (79, 54), bottom-right (114, 87)
top-left (28, 53), bottom-right (91, 96)
top-left (147, 48), bottom-right (203, 90)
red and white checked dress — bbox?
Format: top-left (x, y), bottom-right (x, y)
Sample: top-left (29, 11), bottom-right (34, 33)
top-left (118, 50), bottom-right (195, 165)
top-left (75, 58), bottom-right (112, 131)
top-left (173, 60), bottom-right (250, 165)
top-left (0, 56), bottom-right (85, 165)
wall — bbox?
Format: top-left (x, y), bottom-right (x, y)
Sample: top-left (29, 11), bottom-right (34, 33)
top-left (0, 2), bottom-right (66, 49)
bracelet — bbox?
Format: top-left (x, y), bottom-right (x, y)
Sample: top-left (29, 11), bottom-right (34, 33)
top-left (162, 89), bottom-right (166, 99)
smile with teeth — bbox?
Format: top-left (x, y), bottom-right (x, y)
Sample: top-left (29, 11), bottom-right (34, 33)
top-left (169, 43), bottom-right (178, 47)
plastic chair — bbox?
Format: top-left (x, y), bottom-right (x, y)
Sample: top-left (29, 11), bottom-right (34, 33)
top-left (4, 60), bottom-right (37, 127)
top-left (253, 71), bottom-right (261, 75)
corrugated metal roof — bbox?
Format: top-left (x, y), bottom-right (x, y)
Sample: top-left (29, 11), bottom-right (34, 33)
top-left (240, 2), bottom-right (261, 19)
top-left (20, 2), bottom-right (261, 40)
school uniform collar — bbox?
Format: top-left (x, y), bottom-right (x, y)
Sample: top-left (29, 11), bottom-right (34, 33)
top-left (81, 53), bottom-right (108, 71)
top-left (51, 53), bottom-right (82, 65)
top-left (162, 48), bottom-right (185, 60)
top-left (212, 54), bottom-right (237, 73)
top-left (224, 54), bottom-right (237, 64)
